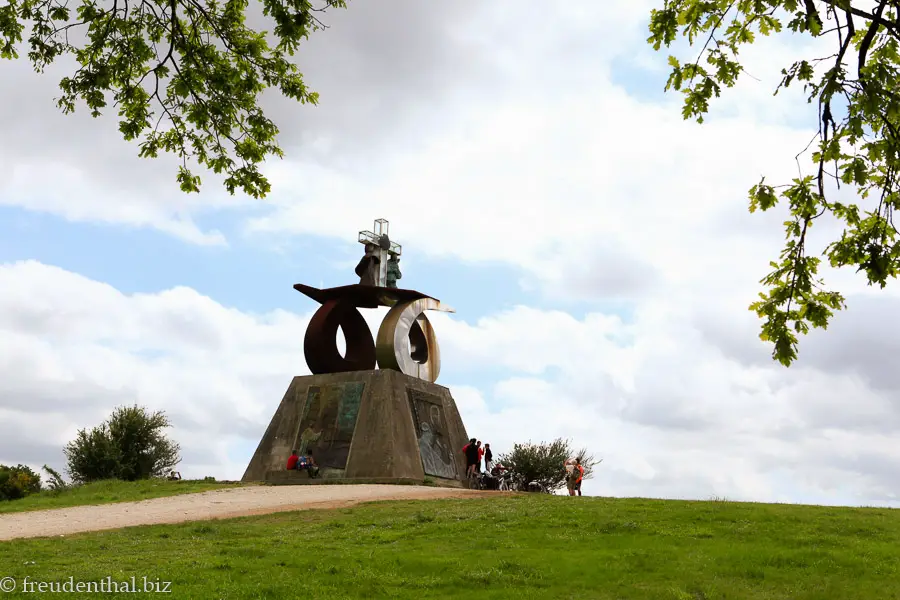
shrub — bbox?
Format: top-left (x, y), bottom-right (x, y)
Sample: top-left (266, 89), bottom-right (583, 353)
top-left (64, 405), bottom-right (181, 484)
top-left (41, 464), bottom-right (70, 494)
top-left (0, 464), bottom-right (42, 501)
top-left (498, 438), bottom-right (599, 493)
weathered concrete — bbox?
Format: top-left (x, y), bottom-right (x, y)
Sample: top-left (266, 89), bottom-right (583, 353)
top-left (242, 370), bottom-right (470, 485)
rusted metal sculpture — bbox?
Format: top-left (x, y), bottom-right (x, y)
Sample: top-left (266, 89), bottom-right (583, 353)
top-left (296, 283), bottom-right (453, 383)
top-left (303, 298), bottom-right (376, 373)
top-left (296, 218), bottom-right (451, 383)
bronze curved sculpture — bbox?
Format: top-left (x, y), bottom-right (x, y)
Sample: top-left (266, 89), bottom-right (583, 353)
top-left (376, 297), bottom-right (443, 383)
top-left (296, 283), bottom-right (452, 383)
top-left (297, 219), bottom-right (452, 382)
top-left (304, 298), bottom-right (376, 374)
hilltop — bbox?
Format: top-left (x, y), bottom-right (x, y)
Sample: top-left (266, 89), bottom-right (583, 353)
top-left (1, 488), bottom-right (897, 599)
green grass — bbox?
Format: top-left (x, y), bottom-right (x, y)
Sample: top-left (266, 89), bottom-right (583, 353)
top-left (2, 495), bottom-right (899, 599)
top-left (0, 479), bottom-right (244, 514)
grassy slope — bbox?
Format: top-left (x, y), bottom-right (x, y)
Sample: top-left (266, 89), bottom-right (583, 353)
top-left (0, 479), bottom-right (244, 514)
top-left (2, 494), bottom-right (899, 599)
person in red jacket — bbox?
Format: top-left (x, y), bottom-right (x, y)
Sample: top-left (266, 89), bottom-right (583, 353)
top-left (286, 450), bottom-right (300, 470)
top-left (477, 441), bottom-right (484, 472)
top-left (462, 438), bottom-right (479, 478)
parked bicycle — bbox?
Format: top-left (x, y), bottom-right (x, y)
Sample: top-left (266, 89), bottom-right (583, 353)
top-left (467, 468), bottom-right (482, 490)
top-left (491, 465), bottom-right (524, 491)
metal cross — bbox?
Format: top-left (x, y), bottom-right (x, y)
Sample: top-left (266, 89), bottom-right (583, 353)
top-left (358, 218), bottom-right (402, 287)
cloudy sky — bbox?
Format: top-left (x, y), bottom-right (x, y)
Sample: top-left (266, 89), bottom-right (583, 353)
top-left (2, 0), bottom-right (897, 506)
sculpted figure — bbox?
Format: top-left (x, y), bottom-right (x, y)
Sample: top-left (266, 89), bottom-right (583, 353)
top-left (299, 427), bottom-right (322, 455)
top-left (386, 253), bottom-right (401, 288)
top-left (355, 243), bottom-right (381, 286)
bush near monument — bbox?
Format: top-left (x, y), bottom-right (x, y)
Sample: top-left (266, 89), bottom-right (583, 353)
top-left (498, 438), bottom-right (598, 493)
top-left (0, 464), bottom-right (41, 501)
top-left (65, 405), bottom-right (181, 484)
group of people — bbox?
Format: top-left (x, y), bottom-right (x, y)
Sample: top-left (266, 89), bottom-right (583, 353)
top-left (286, 449), bottom-right (320, 477)
top-left (461, 438), bottom-right (493, 477)
top-left (283, 442), bottom-right (585, 496)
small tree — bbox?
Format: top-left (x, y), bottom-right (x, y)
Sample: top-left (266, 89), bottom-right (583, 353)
top-left (0, 464), bottom-right (42, 501)
top-left (64, 426), bottom-right (120, 483)
top-left (41, 465), bottom-right (70, 493)
top-left (498, 438), bottom-right (599, 493)
top-left (65, 405), bottom-right (182, 483)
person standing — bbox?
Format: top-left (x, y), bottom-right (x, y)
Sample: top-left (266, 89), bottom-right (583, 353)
top-left (462, 438), bottom-right (479, 479)
top-left (575, 458), bottom-right (585, 496)
top-left (476, 441), bottom-right (484, 473)
top-left (483, 443), bottom-right (494, 473)
top-left (565, 458), bottom-right (578, 496)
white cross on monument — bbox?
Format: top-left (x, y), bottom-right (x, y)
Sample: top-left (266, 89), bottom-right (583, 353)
top-left (358, 218), bottom-right (402, 287)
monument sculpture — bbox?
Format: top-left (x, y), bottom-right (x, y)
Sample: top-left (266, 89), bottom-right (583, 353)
top-left (386, 254), bottom-right (401, 289)
top-left (242, 219), bottom-right (471, 486)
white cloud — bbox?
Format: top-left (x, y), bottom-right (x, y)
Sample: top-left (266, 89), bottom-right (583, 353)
top-left (1, 260), bottom-right (899, 507)
top-left (0, 261), bottom-right (311, 476)
top-left (2, 1), bottom-right (899, 508)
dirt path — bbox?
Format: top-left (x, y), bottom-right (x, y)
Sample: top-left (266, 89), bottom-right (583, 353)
top-left (0, 485), bottom-right (487, 541)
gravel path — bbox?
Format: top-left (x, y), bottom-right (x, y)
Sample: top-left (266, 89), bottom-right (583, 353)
top-left (0, 485), bottom-right (486, 541)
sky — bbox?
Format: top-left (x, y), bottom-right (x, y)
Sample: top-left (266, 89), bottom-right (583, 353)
top-left (2, 0), bottom-right (899, 507)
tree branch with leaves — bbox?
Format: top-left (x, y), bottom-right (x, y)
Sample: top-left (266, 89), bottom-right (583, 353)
top-left (648, 0), bottom-right (900, 365)
top-left (0, 0), bottom-right (345, 197)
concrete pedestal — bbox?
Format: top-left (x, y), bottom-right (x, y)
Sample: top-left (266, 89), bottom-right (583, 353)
top-left (242, 370), bottom-right (470, 485)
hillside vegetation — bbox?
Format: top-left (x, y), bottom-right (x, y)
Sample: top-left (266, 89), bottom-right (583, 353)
top-left (0, 479), bottom-right (242, 514)
top-left (1, 494), bottom-right (897, 599)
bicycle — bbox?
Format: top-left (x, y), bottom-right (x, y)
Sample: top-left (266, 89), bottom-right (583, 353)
top-left (467, 468), bottom-right (482, 490)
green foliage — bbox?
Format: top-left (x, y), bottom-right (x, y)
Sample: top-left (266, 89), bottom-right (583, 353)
top-left (498, 438), bottom-right (599, 492)
top-left (0, 478), bottom-right (241, 514)
top-left (41, 464), bottom-right (70, 495)
top-left (64, 404), bottom-right (182, 483)
top-left (0, 0), bottom-right (346, 197)
top-left (648, 0), bottom-right (900, 365)
top-left (0, 464), bottom-right (42, 501)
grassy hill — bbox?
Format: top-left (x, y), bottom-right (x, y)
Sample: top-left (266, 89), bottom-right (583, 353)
top-left (0, 479), bottom-right (243, 514)
top-left (1, 493), bottom-right (898, 599)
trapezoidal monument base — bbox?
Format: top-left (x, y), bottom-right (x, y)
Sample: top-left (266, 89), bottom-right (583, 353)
top-left (242, 370), bottom-right (470, 486)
